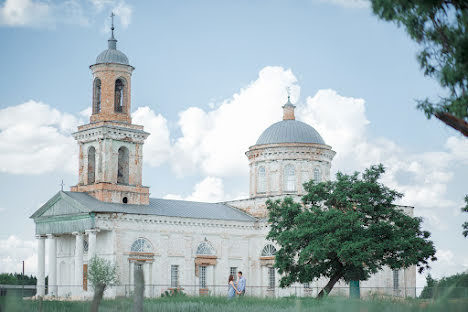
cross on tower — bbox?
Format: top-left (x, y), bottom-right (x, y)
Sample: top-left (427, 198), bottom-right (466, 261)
top-left (60, 180), bottom-right (65, 191)
top-left (110, 12), bottom-right (115, 36)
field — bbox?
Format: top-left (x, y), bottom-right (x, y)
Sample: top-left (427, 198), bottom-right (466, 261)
top-left (1, 296), bottom-right (468, 312)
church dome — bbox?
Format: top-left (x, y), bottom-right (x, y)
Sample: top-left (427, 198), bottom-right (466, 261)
top-left (94, 17), bottom-right (129, 66)
top-left (96, 47), bottom-right (129, 65)
top-left (256, 119), bottom-right (325, 145)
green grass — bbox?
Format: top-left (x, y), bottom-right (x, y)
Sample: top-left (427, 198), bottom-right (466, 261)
top-left (1, 295), bottom-right (467, 312)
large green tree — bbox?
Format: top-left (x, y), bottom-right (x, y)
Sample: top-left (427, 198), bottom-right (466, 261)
top-left (370, 0), bottom-right (468, 137)
top-left (266, 164), bottom-right (437, 298)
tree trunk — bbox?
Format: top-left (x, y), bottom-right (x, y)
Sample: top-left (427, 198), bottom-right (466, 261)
top-left (317, 271), bottom-right (343, 298)
top-left (133, 264), bottom-right (145, 312)
top-left (90, 284), bottom-right (105, 312)
top-left (435, 112), bottom-right (468, 137)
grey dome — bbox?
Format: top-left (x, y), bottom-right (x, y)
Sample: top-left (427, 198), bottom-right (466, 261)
top-left (96, 48), bottom-right (129, 65)
top-left (256, 120), bottom-right (325, 145)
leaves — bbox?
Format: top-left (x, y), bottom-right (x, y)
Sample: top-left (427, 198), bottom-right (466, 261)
top-left (462, 195), bottom-right (468, 237)
top-left (266, 164), bottom-right (437, 295)
top-left (87, 256), bottom-right (119, 290)
top-left (370, 0), bottom-right (468, 136)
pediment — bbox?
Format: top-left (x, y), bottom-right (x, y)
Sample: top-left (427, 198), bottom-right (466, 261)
top-left (31, 191), bottom-right (90, 219)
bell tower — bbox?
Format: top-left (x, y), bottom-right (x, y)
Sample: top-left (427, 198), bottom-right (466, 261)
top-left (71, 14), bottom-right (150, 205)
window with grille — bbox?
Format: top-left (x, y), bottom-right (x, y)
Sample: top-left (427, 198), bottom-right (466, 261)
top-left (314, 168), bottom-right (321, 182)
top-left (171, 265), bottom-right (179, 288)
top-left (200, 266), bottom-right (207, 288)
top-left (230, 267), bottom-right (237, 277)
top-left (257, 166), bottom-right (266, 193)
top-left (261, 244), bottom-right (277, 257)
top-left (196, 241), bottom-right (215, 255)
top-left (393, 270), bottom-right (399, 290)
top-left (303, 282), bottom-right (310, 289)
top-left (268, 267), bottom-right (275, 289)
top-left (283, 164), bottom-right (296, 192)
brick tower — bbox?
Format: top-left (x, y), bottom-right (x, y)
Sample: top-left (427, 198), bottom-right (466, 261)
top-left (71, 15), bottom-right (150, 205)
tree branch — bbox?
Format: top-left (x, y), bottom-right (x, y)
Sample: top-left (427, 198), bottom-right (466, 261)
top-left (434, 112), bottom-right (468, 137)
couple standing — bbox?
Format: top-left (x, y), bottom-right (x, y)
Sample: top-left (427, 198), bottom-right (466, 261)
top-left (228, 271), bottom-right (245, 299)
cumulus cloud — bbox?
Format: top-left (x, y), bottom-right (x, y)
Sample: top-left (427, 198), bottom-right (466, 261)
top-left (0, 236), bottom-right (36, 274)
top-left (132, 106), bottom-right (171, 167)
top-left (0, 100), bottom-right (79, 174)
top-left (0, 0), bottom-right (90, 27)
top-left (171, 66), bottom-right (299, 177)
top-left (0, 102), bottom-right (172, 175)
top-left (164, 177), bottom-right (226, 203)
top-left (0, 0), bottom-right (131, 28)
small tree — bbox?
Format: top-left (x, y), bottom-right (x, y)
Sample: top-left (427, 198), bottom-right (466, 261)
top-left (87, 256), bottom-right (119, 312)
top-left (267, 164), bottom-right (437, 298)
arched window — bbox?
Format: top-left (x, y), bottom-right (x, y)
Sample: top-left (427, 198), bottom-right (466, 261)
top-left (117, 146), bottom-right (129, 184)
top-left (196, 241), bottom-right (215, 255)
top-left (130, 238), bottom-right (153, 253)
top-left (314, 168), bottom-right (321, 182)
top-left (257, 166), bottom-right (266, 193)
top-left (261, 244), bottom-right (277, 257)
top-left (114, 78), bottom-right (125, 112)
top-left (283, 164), bottom-right (296, 192)
top-left (87, 146), bottom-right (96, 184)
top-left (93, 78), bottom-right (101, 114)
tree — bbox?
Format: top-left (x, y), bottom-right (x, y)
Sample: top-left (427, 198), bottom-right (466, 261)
top-left (370, 1), bottom-right (468, 137)
top-left (266, 164), bottom-right (437, 298)
top-left (87, 256), bottom-right (119, 312)
top-left (420, 272), bottom-right (468, 299)
top-left (462, 195), bottom-right (468, 237)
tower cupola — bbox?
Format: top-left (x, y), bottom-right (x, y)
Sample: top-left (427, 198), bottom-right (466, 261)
top-left (90, 12), bottom-right (134, 124)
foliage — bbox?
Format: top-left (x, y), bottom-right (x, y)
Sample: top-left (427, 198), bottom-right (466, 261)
top-left (87, 256), bottom-right (119, 312)
top-left (266, 164), bottom-right (437, 297)
top-left (161, 289), bottom-right (187, 297)
top-left (370, 0), bottom-right (468, 136)
top-left (0, 273), bottom-right (36, 285)
top-left (87, 256), bottom-right (119, 290)
top-left (2, 295), bottom-right (468, 312)
top-left (420, 272), bottom-right (468, 299)
top-left (462, 195), bottom-right (468, 237)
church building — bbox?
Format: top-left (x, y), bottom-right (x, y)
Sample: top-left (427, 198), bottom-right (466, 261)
top-left (30, 24), bottom-right (416, 299)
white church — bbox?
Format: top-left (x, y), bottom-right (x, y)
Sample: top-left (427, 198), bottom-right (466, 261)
top-left (30, 24), bottom-right (416, 299)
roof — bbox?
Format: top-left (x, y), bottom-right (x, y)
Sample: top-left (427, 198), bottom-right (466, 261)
top-left (95, 34), bottom-right (129, 65)
top-left (32, 191), bottom-right (257, 222)
top-left (256, 119), bottom-right (325, 145)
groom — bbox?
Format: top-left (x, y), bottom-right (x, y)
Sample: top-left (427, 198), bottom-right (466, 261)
top-left (236, 271), bottom-right (246, 296)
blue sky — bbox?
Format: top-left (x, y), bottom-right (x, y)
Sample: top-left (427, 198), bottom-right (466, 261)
top-left (0, 0), bottom-right (467, 289)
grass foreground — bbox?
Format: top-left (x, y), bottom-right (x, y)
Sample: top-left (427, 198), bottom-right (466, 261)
top-left (1, 295), bottom-right (468, 312)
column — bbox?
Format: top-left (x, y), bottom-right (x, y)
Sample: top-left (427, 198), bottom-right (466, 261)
top-left (47, 234), bottom-right (57, 296)
top-left (86, 229), bottom-right (98, 261)
top-left (36, 236), bottom-right (46, 297)
top-left (73, 232), bottom-right (84, 297)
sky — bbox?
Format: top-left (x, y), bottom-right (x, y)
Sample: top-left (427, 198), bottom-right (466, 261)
top-left (0, 0), bottom-right (467, 290)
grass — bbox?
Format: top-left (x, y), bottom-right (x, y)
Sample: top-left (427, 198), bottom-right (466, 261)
top-left (1, 295), bottom-right (467, 312)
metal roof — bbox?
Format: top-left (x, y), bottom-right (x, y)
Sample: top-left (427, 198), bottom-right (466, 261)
top-left (256, 119), bottom-right (325, 145)
top-left (95, 31), bottom-right (129, 65)
top-left (63, 192), bottom-right (256, 222)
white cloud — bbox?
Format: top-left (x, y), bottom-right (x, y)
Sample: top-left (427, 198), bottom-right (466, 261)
top-left (316, 0), bottom-right (369, 9)
top-left (0, 235), bottom-right (36, 274)
top-left (0, 0), bottom-right (51, 27)
top-left (0, 100), bottom-right (79, 174)
top-left (0, 0), bottom-right (132, 28)
top-left (164, 177), bottom-right (226, 203)
top-left (171, 66), bottom-right (299, 177)
top-left (0, 0), bottom-right (90, 27)
top-left (132, 106), bottom-right (171, 167)
top-left (91, 0), bottom-right (132, 29)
